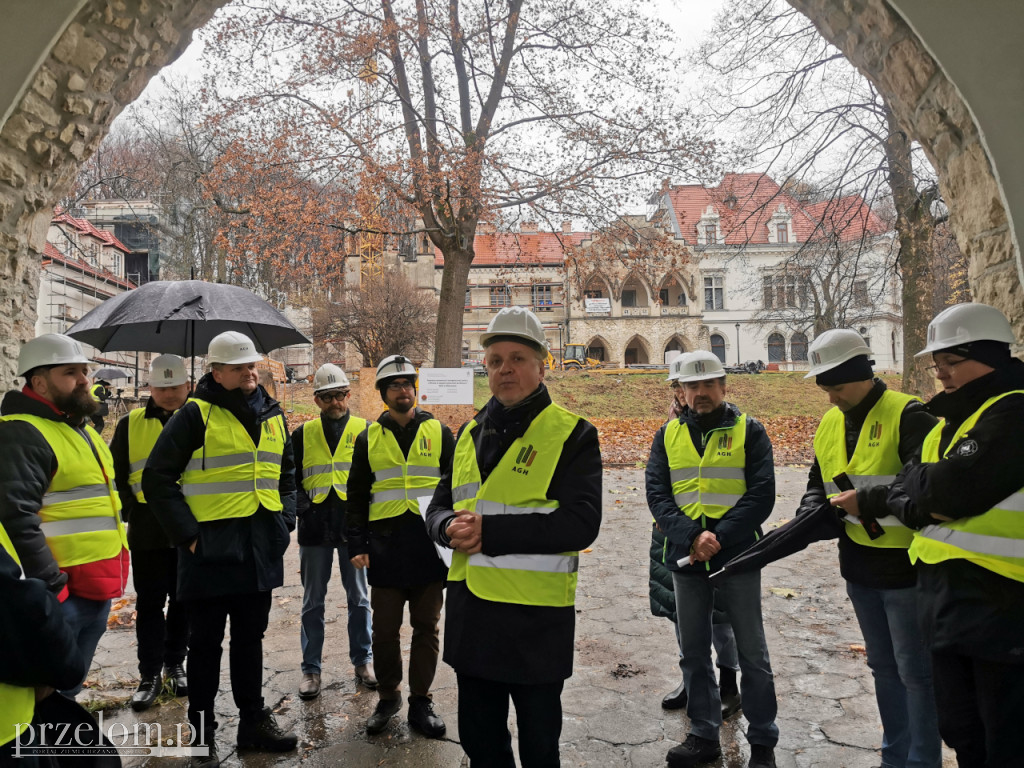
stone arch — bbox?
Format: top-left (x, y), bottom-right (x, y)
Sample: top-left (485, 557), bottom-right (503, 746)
top-left (656, 271), bottom-right (691, 307)
top-left (618, 269), bottom-right (654, 305)
top-left (662, 333), bottom-right (689, 363)
top-left (622, 334), bottom-right (651, 365)
top-left (581, 271), bottom-right (613, 299)
top-left (585, 334), bottom-right (609, 363)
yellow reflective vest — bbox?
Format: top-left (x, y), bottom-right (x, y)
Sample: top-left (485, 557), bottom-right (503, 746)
top-left (301, 415), bottom-right (367, 503)
top-left (664, 415), bottom-right (747, 522)
top-left (1, 414), bottom-right (125, 567)
top-left (127, 407), bottom-right (165, 504)
top-left (449, 403), bottom-right (581, 607)
top-left (910, 391), bottom-right (1024, 583)
top-left (179, 400), bottom-right (286, 522)
top-left (813, 389), bottom-right (919, 548)
top-left (0, 525), bottom-right (34, 748)
top-left (368, 419), bottom-right (442, 521)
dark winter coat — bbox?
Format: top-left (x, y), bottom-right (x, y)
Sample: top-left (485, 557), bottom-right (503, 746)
top-left (141, 373), bottom-right (297, 601)
top-left (797, 379), bottom-right (938, 590)
top-left (646, 402), bottom-right (775, 575)
top-left (293, 413), bottom-right (363, 547)
top-left (426, 384), bottom-right (602, 685)
top-left (649, 524), bottom-right (676, 622)
top-left (346, 408), bottom-right (454, 588)
top-left (110, 399), bottom-right (177, 552)
top-left (888, 361), bottom-right (1024, 662)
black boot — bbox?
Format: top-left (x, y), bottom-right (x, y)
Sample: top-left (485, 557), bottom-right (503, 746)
top-left (661, 679), bottom-right (688, 710)
top-left (236, 707), bottom-right (298, 752)
top-left (188, 739), bottom-right (219, 768)
top-left (165, 663), bottom-right (188, 697)
top-left (131, 675), bottom-right (161, 712)
top-left (719, 666), bottom-right (742, 719)
top-left (667, 734), bottom-right (722, 768)
top-left (407, 696), bottom-right (446, 739)
top-left (366, 698), bottom-right (401, 735)
top-left (748, 744), bottom-right (776, 768)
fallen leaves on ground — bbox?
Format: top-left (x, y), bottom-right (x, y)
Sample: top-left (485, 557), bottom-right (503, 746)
top-left (849, 644), bottom-right (867, 654)
top-left (769, 587), bottom-right (799, 598)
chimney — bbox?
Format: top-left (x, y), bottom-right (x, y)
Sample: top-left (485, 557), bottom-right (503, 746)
top-left (561, 220), bottom-right (572, 234)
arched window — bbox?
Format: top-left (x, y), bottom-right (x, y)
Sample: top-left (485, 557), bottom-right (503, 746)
top-left (767, 332), bottom-right (786, 362)
top-left (791, 332), bottom-right (808, 362)
top-left (710, 334), bottom-right (726, 363)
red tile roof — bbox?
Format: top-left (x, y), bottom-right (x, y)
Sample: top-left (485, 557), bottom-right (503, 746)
top-left (43, 241), bottom-right (136, 289)
top-left (52, 210), bottom-right (132, 253)
top-left (434, 231), bottom-right (591, 266)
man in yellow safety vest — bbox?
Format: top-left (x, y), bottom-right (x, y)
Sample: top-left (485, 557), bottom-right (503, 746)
top-left (346, 354), bottom-right (454, 739)
top-left (143, 331), bottom-right (298, 767)
top-left (110, 353), bottom-right (191, 712)
top-left (426, 306), bottom-right (602, 767)
top-left (886, 302), bottom-right (1024, 767)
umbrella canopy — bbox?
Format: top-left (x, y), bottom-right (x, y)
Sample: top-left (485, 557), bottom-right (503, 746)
top-left (66, 280), bottom-right (310, 356)
top-left (710, 502), bottom-right (843, 580)
top-left (92, 366), bottom-right (131, 380)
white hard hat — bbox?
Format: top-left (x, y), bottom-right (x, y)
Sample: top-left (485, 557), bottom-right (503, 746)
top-left (674, 350), bottom-right (726, 383)
top-left (805, 329), bottom-right (872, 378)
top-left (915, 302), bottom-right (1016, 358)
top-left (313, 363), bottom-right (350, 393)
top-left (207, 331), bottom-right (262, 365)
top-left (479, 306), bottom-right (547, 351)
top-left (375, 354), bottom-right (417, 387)
top-left (17, 333), bottom-right (91, 376)
top-left (150, 354), bottom-right (188, 387)
top-left (667, 354), bottom-right (688, 382)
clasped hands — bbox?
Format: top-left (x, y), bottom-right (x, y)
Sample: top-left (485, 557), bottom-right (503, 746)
top-left (447, 511), bottom-right (483, 555)
top-left (689, 530), bottom-right (721, 565)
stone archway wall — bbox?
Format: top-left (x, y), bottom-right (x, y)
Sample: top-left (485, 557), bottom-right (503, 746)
top-left (0, 0), bottom-right (227, 382)
top-left (786, 0), bottom-right (1022, 331)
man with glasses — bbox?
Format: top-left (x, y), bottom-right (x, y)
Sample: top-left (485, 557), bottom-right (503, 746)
top-left (292, 364), bottom-right (374, 701)
top-left (884, 303), bottom-right (1024, 766)
top-left (346, 355), bottom-right (454, 738)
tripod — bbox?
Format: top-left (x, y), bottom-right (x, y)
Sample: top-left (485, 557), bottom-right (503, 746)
top-left (109, 391), bottom-right (129, 420)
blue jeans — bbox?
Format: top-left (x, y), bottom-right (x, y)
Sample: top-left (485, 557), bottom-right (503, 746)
top-left (674, 621), bottom-right (739, 671)
top-left (300, 543), bottom-right (372, 673)
top-left (58, 595), bottom-right (112, 696)
top-left (673, 570), bottom-right (778, 747)
top-left (846, 581), bottom-right (941, 768)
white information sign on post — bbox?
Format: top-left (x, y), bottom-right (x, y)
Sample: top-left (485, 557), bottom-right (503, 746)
top-left (418, 368), bottom-right (475, 406)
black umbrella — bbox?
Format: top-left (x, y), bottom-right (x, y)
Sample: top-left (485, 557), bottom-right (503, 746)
top-left (92, 366), bottom-right (131, 380)
top-left (66, 280), bottom-right (310, 356)
top-left (710, 502), bottom-right (843, 580)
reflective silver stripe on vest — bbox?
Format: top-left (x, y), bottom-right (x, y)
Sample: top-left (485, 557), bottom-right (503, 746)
top-left (673, 491), bottom-right (743, 508)
top-left (181, 478), bottom-right (279, 497)
top-left (670, 467), bottom-right (699, 483)
top-left (129, 458), bottom-right (147, 474)
top-left (42, 484), bottom-right (111, 505)
top-left (310, 485), bottom-right (348, 497)
top-left (406, 465), bottom-right (440, 478)
top-left (40, 516), bottom-right (118, 537)
top-left (669, 467), bottom-right (744, 483)
top-left (844, 514), bottom-right (907, 529)
top-left (303, 464), bottom-right (332, 478)
top-left (824, 474), bottom-right (898, 495)
top-left (333, 461), bottom-right (352, 472)
top-left (375, 467), bottom-right (405, 481)
top-left (130, 482), bottom-right (142, 496)
top-left (371, 488), bottom-right (409, 503)
top-left (256, 451), bottom-right (283, 466)
top-left (184, 452), bottom-right (254, 472)
top-left (477, 499), bottom-right (556, 516)
top-left (918, 524), bottom-right (1024, 558)
top-left (452, 482), bottom-right (480, 503)
top-left (468, 552), bottom-right (579, 573)
top-left (997, 491), bottom-right (1024, 512)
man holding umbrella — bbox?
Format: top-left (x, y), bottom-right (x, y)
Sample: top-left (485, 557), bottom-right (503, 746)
top-left (800, 329), bottom-right (941, 768)
top-left (646, 350), bottom-right (778, 768)
top-left (90, 378), bottom-right (111, 433)
top-left (110, 354), bottom-right (191, 712)
top-left (143, 331), bottom-right (298, 765)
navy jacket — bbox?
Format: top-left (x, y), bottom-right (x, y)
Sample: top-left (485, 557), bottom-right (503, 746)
top-left (293, 413), bottom-right (359, 547)
top-left (141, 373), bottom-right (297, 601)
top-left (646, 401), bottom-right (775, 574)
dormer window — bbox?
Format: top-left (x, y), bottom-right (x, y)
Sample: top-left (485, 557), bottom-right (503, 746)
top-left (697, 206), bottom-right (721, 246)
top-left (768, 204), bottom-right (793, 244)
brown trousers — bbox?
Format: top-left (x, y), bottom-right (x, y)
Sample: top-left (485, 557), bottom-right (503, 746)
top-left (370, 581), bottom-right (444, 701)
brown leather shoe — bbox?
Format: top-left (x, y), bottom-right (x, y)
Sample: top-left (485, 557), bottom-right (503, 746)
top-left (354, 663), bottom-right (377, 689)
top-left (298, 673), bottom-right (321, 700)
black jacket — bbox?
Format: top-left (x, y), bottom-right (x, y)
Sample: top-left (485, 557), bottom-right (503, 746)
top-left (797, 380), bottom-right (937, 590)
top-left (346, 409), bottom-right (454, 588)
top-left (293, 413), bottom-right (364, 547)
top-left (425, 385), bottom-right (602, 685)
top-left (888, 362), bottom-right (1024, 661)
top-left (141, 373), bottom-right (297, 601)
top-left (0, 389), bottom-right (92, 592)
top-left (110, 399), bottom-right (177, 552)
top-left (646, 402), bottom-right (775, 575)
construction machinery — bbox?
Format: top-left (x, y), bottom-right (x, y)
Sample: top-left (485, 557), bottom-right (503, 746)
top-left (561, 343), bottom-right (601, 370)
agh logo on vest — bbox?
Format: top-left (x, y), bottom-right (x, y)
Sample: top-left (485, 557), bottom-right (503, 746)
top-left (868, 420), bottom-right (883, 448)
top-left (419, 434), bottom-right (432, 453)
top-left (513, 444), bottom-right (538, 475)
top-left (716, 434), bottom-right (732, 457)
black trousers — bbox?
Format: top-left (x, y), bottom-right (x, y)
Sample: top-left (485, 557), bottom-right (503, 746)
top-left (932, 650), bottom-right (1024, 768)
top-left (132, 548), bottom-right (188, 677)
top-left (185, 591), bottom-right (271, 733)
top-left (457, 673), bottom-right (564, 768)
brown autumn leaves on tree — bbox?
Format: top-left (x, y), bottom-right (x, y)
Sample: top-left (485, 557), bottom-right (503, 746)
top-left (196, 0), bottom-right (716, 366)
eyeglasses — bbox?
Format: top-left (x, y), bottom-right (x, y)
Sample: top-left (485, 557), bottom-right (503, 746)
top-left (925, 358), bottom-right (970, 374)
top-left (317, 390), bottom-right (350, 402)
top-left (670, 381), bottom-right (681, 389)
top-left (386, 380), bottom-right (416, 392)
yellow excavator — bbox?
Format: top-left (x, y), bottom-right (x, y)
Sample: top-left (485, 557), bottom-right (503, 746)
top-left (561, 343), bottom-right (601, 371)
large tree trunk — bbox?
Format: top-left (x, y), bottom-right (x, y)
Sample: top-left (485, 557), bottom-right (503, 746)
top-left (883, 106), bottom-right (936, 398)
top-left (433, 246), bottom-right (474, 367)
